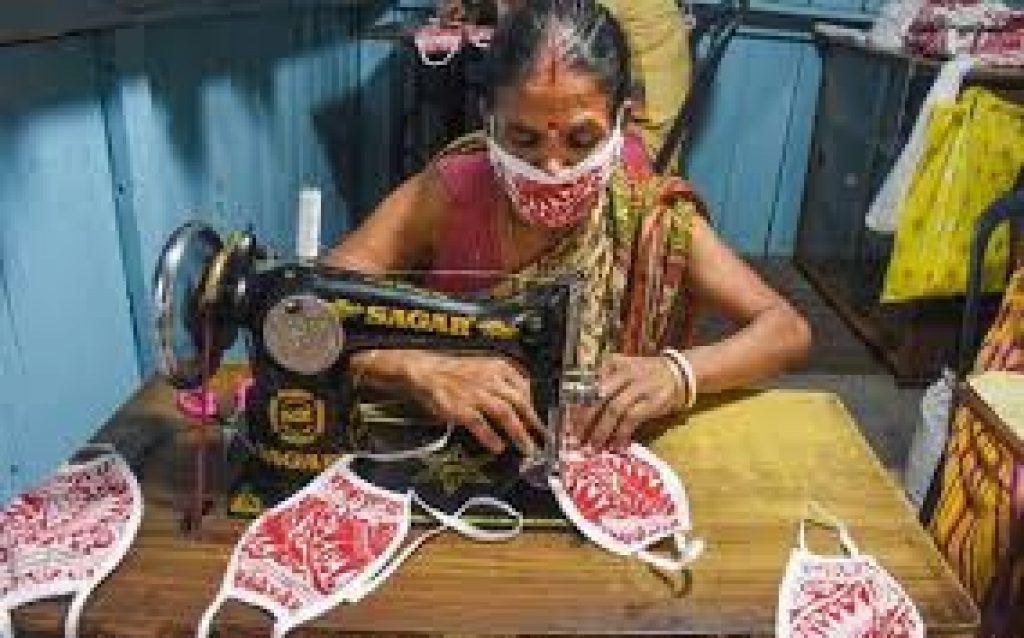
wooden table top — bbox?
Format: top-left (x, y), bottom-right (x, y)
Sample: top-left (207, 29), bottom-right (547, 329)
top-left (13, 371), bottom-right (978, 637)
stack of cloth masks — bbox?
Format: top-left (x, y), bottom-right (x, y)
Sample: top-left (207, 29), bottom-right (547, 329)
top-left (906, 0), bottom-right (1024, 65)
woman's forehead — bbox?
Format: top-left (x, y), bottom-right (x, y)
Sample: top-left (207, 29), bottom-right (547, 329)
top-left (492, 69), bottom-right (612, 125)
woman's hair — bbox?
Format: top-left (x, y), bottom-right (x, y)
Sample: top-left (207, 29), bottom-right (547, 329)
top-left (483, 0), bottom-right (631, 115)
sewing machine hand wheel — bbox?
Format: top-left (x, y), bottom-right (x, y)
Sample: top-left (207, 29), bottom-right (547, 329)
top-left (153, 221), bottom-right (249, 389)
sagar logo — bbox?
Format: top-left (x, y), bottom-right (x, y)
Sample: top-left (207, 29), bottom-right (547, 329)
top-left (364, 305), bottom-right (477, 337)
top-left (269, 389), bottom-right (324, 446)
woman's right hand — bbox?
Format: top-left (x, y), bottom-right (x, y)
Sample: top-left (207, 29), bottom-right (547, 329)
top-left (356, 349), bottom-right (543, 456)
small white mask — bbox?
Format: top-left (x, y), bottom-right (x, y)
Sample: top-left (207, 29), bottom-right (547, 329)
top-left (198, 453), bottom-right (520, 638)
top-left (549, 441), bottom-right (703, 572)
top-left (776, 504), bottom-right (925, 638)
top-left (0, 444), bottom-right (143, 638)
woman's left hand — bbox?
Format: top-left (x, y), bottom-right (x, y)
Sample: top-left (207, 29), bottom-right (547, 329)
top-left (578, 353), bottom-right (684, 450)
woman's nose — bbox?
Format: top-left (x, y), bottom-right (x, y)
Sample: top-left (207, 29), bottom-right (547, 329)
top-left (540, 155), bottom-right (567, 175)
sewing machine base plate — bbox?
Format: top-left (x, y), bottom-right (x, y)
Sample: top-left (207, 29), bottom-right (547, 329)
top-left (224, 427), bottom-right (568, 528)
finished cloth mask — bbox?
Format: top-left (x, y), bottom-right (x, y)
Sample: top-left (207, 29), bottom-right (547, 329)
top-left (487, 115), bottom-right (624, 229)
top-left (412, 20), bottom-right (464, 66)
top-left (198, 456), bottom-right (521, 638)
top-left (776, 505), bottom-right (924, 638)
top-left (549, 441), bottom-right (704, 572)
top-left (0, 444), bottom-right (143, 638)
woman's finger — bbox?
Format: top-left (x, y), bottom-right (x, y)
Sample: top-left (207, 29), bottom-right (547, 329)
top-left (477, 391), bottom-right (538, 456)
top-left (587, 380), bottom-right (647, 450)
top-left (453, 406), bottom-right (505, 454)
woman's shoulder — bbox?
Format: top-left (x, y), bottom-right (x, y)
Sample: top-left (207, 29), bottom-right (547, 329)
top-left (433, 131), bottom-right (491, 176)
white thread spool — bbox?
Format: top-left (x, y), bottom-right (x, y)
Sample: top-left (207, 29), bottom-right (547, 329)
top-left (296, 186), bottom-right (321, 260)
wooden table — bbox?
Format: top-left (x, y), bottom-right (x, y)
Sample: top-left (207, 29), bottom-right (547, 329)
top-left (13, 372), bottom-right (978, 637)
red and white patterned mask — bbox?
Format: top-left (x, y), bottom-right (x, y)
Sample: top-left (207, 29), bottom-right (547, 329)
top-left (776, 506), bottom-right (924, 638)
top-left (413, 21), bottom-right (464, 66)
top-left (198, 458), bottom-right (520, 638)
top-left (0, 445), bottom-right (143, 638)
top-left (549, 441), bottom-right (703, 572)
top-left (487, 116), bottom-right (623, 229)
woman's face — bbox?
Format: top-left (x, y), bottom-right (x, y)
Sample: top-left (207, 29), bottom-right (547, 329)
top-left (490, 61), bottom-right (615, 175)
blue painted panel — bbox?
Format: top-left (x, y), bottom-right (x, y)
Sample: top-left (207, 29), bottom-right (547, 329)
top-left (99, 6), bottom-right (378, 371)
top-left (768, 43), bottom-right (822, 254)
top-left (687, 31), bottom-right (820, 255)
top-left (0, 266), bottom-right (23, 505)
top-left (0, 36), bottom-right (139, 495)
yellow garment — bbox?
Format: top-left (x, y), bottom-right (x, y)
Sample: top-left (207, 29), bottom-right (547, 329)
top-left (599, 0), bottom-right (692, 172)
top-left (882, 87), bottom-right (1024, 303)
top-left (930, 267), bottom-right (1024, 607)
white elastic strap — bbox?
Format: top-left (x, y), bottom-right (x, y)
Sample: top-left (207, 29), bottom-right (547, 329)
top-left (355, 423), bottom-right (454, 462)
top-left (659, 354), bottom-right (687, 410)
top-left (65, 589), bottom-right (92, 637)
top-left (197, 591), bottom-right (229, 638)
top-left (414, 36), bottom-right (461, 66)
top-left (636, 532), bottom-right (705, 573)
top-left (346, 495), bottom-right (523, 604)
top-left (798, 502), bottom-right (860, 556)
top-left (1, 608), bottom-right (12, 638)
top-left (662, 348), bottom-right (697, 410)
top-left (414, 494), bottom-right (524, 542)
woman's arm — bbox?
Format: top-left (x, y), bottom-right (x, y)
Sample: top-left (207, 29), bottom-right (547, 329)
top-left (321, 169), bottom-right (442, 273)
top-left (582, 215), bottom-right (811, 448)
top-left (320, 168), bottom-right (543, 456)
top-left (681, 215), bottom-right (812, 393)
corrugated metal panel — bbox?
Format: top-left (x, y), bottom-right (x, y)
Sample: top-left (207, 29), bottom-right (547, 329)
top-left (0, 35), bottom-right (140, 497)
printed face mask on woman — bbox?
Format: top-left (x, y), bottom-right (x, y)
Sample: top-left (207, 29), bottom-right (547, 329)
top-left (776, 504), bottom-right (924, 638)
top-left (487, 113), bottom-right (623, 229)
top-left (0, 444), bottom-right (143, 638)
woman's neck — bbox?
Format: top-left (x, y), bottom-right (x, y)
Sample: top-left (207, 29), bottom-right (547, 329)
top-left (495, 197), bottom-right (573, 273)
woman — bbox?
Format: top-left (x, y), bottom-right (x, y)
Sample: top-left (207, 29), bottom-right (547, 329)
top-left (324, 0), bottom-right (810, 457)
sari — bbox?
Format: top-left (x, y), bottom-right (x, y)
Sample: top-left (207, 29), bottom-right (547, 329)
top-left (425, 131), bottom-right (702, 367)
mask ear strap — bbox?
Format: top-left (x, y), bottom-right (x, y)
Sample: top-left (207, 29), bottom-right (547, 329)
top-left (345, 495), bottom-right (523, 604)
top-left (414, 35), bottom-right (462, 67)
top-left (65, 589), bottom-right (93, 637)
top-left (355, 423), bottom-right (453, 462)
top-left (197, 591), bottom-right (230, 638)
top-left (801, 501), bottom-right (860, 556)
top-left (635, 532), bottom-right (705, 573)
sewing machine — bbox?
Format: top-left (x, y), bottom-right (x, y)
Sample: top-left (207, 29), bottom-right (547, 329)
top-left (153, 221), bottom-right (590, 527)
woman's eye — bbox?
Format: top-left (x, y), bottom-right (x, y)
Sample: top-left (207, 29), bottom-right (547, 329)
top-left (505, 127), bottom-right (540, 148)
top-left (567, 129), bottom-right (602, 151)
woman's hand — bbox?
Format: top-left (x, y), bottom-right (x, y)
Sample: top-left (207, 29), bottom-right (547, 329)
top-left (578, 353), bottom-right (686, 450)
top-left (397, 351), bottom-right (543, 456)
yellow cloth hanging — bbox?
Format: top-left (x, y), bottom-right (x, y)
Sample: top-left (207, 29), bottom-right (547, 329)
top-left (598, 0), bottom-right (692, 173)
top-left (882, 87), bottom-right (1024, 303)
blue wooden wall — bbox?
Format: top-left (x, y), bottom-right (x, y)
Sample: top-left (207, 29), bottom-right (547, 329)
top-left (0, 0), bottom-right (878, 502)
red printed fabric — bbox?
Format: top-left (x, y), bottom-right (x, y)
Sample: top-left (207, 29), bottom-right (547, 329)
top-left (229, 468), bottom-right (406, 613)
top-left (906, 0), bottom-right (1024, 65)
top-left (557, 445), bottom-right (682, 551)
top-left (0, 454), bottom-right (138, 603)
top-left (782, 556), bottom-right (925, 638)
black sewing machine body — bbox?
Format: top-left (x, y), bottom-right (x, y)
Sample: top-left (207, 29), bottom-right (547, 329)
top-left (154, 223), bottom-right (586, 522)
